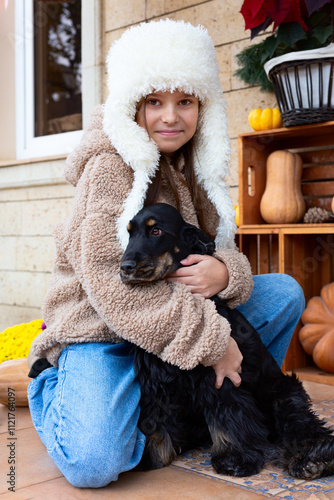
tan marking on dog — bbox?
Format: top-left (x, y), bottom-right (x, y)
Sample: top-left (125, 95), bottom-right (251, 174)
top-left (153, 252), bottom-right (174, 280)
top-left (174, 246), bottom-right (180, 253)
top-left (147, 431), bottom-right (177, 466)
top-left (209, 423), bottom-right (231, 454)
top-left (146, 218), bottom-right (156, 226)
top-left (127, 222), bottom-right (132, 232)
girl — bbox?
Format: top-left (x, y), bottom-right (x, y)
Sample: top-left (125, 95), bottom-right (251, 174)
top-left (28, 20), bottom-right (305, 488)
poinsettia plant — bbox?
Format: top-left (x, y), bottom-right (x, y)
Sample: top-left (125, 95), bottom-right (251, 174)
top-left (235, 0), bottom-right (334, 91)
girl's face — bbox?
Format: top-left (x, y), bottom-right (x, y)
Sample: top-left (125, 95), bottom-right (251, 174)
top-left (136, 90), bottom-right (199, 156)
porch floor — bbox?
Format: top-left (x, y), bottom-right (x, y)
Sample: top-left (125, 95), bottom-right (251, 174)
top-left (0, 380), bottom-right (333, 500)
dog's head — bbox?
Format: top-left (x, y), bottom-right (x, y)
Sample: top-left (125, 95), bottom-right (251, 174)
top-left (120, 203), bottom-right (216, 284)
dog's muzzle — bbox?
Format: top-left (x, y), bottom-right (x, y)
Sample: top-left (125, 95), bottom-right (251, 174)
top-left (120, 253), bottom-right (177, 284)
top-left (120, 258), bottom-right (157, 283)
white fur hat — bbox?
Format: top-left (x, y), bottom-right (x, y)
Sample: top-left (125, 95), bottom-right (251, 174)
top-left (103, 19), bottom-right (236, 250)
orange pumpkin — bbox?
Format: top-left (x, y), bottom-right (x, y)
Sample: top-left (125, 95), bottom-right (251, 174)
top-left (299, 283), bottom-right (334, 373)
top-left (0, 358), bottom-right (30, 407)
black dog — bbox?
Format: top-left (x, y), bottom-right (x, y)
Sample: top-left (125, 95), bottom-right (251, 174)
top-left (120, 203), bottom-right (334, 478)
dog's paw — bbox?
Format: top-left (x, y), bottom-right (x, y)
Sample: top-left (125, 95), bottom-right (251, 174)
top-left (211, 450), bottom-right (265, 477)
top-left (286, 437), bottom-right (334, 479)
top-left (287, 457), bottom-right (326, 479)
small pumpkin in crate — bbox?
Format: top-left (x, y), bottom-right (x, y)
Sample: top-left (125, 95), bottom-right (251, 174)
top-left (299, 283), bottom-right (334, 373)
top-left (0, 358), bottom-right (30, 407)
top-left (248, 108), bottom-right (282, 131)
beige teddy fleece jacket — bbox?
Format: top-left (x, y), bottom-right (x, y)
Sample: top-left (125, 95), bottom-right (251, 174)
top-left (31, 106), bottom-right (254, 369)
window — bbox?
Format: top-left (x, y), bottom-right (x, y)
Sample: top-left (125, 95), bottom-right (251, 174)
top-left (15, 0), bottom-right (84, 159)
top-left (34, 1), bottom-right (82, 137)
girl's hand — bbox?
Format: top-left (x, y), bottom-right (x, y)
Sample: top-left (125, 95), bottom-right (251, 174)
top-left (165, 254), bottom-right (229, 298)
top-left (212, 337), bottom-right (243, 389)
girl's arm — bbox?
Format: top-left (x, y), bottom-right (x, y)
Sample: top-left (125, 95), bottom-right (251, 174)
top-left (165, 249), bottom-right (253, 307)
top-left (165, 254), bottom-right (229, 298)
top-left (165, 253), bottom-right (246, 388)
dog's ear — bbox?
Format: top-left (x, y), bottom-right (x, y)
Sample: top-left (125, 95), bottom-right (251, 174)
top-left (180, 224), bottom-right (216, 256)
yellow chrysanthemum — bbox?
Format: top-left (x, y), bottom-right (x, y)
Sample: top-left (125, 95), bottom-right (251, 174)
top-left (0, 320), bottom-right (44, 364)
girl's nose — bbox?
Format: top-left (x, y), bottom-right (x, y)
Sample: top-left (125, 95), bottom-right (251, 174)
top-left (162, 104), bottom-right (179, 124)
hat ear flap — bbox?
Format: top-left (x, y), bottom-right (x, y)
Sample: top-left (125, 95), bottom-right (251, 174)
top-left (181, 225), bottom-right (216, 255)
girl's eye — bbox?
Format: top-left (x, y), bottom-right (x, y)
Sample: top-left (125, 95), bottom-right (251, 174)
top-left (151, 228), bottom-right (162, 236)
top-left (147, 99), bottom-right (160, 106)
top-left (180, 99), bottom-right (191, 106)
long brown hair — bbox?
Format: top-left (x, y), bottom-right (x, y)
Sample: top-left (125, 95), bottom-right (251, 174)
top-left (144, 139), bottom-right (214, 239)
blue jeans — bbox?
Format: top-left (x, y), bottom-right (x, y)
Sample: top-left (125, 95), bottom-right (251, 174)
top-left (28, 273), bottom-right (304, 488)
top-left (237, 273), bottom-right (305, 368)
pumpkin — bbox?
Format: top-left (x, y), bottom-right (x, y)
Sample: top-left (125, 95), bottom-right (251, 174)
top-left (260, 150), bottom-right (306, 224)
top-left (248, 108), bottom-right (282, 131)
top-left (299, 282), bottom-right (334, 373)
top-left (0, 358), bottom-right (30, 407)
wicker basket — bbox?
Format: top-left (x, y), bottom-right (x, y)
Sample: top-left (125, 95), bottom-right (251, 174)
top-left (264, 45), bottom-right (334, 127)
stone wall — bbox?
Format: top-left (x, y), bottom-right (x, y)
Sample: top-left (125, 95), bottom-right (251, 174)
top-left (0, 159), bottom-right (74, 329)
top-left (0, 0), bottom-right (276, 330)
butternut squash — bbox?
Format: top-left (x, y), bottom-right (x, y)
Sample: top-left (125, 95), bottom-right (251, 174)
top-left (299, 283), bottom-right (334, 373)
top-left (260, 150), bottom-right (306, 224)
top-left (0, 358), bottom-right (30, 407)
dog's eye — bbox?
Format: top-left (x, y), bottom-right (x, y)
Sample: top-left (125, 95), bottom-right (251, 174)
top-left (151, 228), bottom-right (162, 236)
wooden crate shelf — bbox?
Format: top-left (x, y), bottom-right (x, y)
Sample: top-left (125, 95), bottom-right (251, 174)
top-left (238, 121), bottom-right (334, 227)
top-left (238, 123), bottom-right (334, 381)
top-left (287, 367), bottom-right (334, 386)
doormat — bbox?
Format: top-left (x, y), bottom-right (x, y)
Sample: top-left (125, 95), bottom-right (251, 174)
top-left (172, 400), bottom-right (334, 499)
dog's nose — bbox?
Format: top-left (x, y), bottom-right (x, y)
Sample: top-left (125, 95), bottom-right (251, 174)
top-left (120, 260), bottom-right (137, 274)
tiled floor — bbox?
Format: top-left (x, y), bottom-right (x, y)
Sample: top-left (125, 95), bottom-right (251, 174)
top-left (0, 380), bottom-right (333, 500)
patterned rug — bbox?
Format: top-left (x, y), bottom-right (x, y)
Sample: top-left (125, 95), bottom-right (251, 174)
top-left (171, 400), bottom-right (334, 499)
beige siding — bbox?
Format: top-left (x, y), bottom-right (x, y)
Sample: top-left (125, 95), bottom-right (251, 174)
top-left (1, 0), bottom-right (273, 330)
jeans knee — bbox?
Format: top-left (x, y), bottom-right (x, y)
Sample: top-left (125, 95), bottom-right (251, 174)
top-left (280, 274), bottom-right (305, 316)
top-left (53, 432), bottom-right (145, 488)
top-left (59, 449), bottom-right (121, 488)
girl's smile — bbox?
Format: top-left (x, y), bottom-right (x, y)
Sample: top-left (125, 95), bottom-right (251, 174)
top-left (157, 130), bottom-right (182, 136)
top-left (136, 90), bottom-right (199, 155)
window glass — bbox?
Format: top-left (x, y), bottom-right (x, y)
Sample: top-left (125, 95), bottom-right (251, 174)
top-left (33, 0), bottom-right (82, 137)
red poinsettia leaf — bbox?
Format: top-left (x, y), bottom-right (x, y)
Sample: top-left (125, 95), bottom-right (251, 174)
top-left (271, 0), bottom-right (309, 31)
top-left (304, 0), bottom-right (332, 16)
top-left (250, 17), bottom-right (272, 38)
top-left (240, 0), bottom-right (276, 30)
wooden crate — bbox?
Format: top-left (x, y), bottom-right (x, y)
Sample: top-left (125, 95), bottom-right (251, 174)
top-left (237, 122), bottom-right (334, 381)
top-left (238, 121), bottom-right (334, 226)
top-left (238, 226), bottom-right (334, 372)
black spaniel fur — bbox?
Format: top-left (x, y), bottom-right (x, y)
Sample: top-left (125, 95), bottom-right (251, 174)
top-left (120, 203), bottom-right (334, 478)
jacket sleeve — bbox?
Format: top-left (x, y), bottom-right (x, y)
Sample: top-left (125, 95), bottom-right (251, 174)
top-left (213, 248), bottom-right (254, 309)
top-left (62, 153), bottom-right (232, 370)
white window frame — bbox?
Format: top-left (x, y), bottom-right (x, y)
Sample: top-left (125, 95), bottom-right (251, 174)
top-left (15, 0), bottom-right (102, 160)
